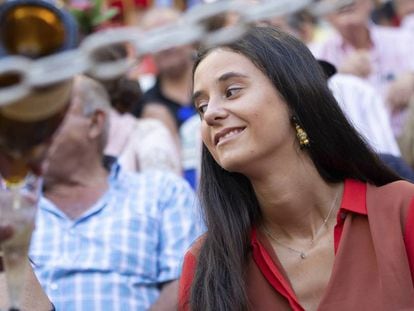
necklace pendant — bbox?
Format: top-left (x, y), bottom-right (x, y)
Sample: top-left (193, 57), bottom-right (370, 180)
top-left (300, 252), bottom-right (306, 259)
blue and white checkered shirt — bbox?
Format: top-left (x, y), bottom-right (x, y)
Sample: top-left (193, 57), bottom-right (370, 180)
top-left (29, 167), bottom-right (202, 310)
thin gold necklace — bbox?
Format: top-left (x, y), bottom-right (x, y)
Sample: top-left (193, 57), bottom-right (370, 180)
top-left (262, 190), bottom-right (341, 260)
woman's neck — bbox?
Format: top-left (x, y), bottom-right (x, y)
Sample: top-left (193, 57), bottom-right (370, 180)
top-left (251, 159), bottom-right (343, 241)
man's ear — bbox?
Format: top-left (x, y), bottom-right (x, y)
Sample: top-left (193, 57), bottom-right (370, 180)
top-left (88, 109), bottom-right (106, 140)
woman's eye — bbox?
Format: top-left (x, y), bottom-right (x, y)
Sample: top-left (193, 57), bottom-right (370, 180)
top-left (225, 87), bottom-right (241, 98)
top-left (198, 104), bottom-right (208, 115)
top-left (195, 99), bottom-right (208, 116)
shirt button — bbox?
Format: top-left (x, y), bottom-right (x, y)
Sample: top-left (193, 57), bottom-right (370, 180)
top-left (50, 283), bottom-right (58, 290)
top-left (340, 212), bottom-right (347, 220)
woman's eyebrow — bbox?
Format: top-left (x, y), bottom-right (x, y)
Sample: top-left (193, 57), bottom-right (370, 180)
top-left (218, 72), bottom-right (248, 82)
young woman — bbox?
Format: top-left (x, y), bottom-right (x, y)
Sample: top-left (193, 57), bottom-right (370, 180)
top-left (178, 26), bottom-right (414, 311)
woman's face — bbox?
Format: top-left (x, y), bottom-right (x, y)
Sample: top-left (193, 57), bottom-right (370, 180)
top-left (193, 49), bottom-right (296, 175)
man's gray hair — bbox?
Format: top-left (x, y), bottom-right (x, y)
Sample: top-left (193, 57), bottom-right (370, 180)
top-left (74, 75), bottom-right (111, 151)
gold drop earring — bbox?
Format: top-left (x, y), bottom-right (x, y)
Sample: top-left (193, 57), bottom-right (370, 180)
top-left (292, 116), bottom-right (310, 149)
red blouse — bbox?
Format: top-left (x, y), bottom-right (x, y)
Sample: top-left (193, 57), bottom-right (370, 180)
top-left (179, 179), bottom-right (414, 310)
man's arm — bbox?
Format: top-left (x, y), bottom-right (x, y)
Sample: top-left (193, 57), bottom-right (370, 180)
top-left (0, 261), bottom-right (53, 311)
top-left (149, 280), bottom-right (179, 311)
top-left (0, 229), bottom-right (53, 311)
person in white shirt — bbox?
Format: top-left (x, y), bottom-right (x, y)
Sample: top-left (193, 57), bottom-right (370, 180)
top-left (328, 73), bottom-right (401, 156)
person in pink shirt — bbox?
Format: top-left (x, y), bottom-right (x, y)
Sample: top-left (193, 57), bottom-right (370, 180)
top-left (313, 0), bottom-right (414, 137)
top-left (103, 77), bottom-right (181, 175)
top-left (91, 45), bottom-right (182, 175)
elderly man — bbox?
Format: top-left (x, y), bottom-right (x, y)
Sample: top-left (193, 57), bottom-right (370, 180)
top-left (29, 76), bottom-right (201, 310)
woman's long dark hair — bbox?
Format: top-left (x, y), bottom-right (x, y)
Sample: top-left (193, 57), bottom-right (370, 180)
top-left (190, 26), bottom-right (400, 311)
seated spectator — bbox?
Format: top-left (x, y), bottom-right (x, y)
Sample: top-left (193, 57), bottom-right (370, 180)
top-left (313, 0), bottom-right (414, 137)
top-left (29, 75), bottom-right (201, 310)
top-left (319, 61), bottom-right (414, 181)
top-left (133, 7), bottom-right (197, 142)
top-left (328, 73), bottom-right (400, 156)
top-left (91, 44), bottom-right (182, 175)
top-left (103, 76), bottom-right (181, 175)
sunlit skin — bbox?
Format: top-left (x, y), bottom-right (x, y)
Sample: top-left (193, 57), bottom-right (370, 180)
top-left (193, 48), bottom-right (344, 311)
top-left (193, 48), bottom-right (296, 179)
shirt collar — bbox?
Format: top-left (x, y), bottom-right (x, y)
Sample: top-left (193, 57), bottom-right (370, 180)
top-left (340, 179), bottom-right (367, 215)
top-left (102, 155), bottom-right (120, 181)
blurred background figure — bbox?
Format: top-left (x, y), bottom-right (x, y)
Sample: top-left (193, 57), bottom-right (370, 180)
top-left (326, 70), bottom-right (414, 182)
top-left (92, 44), bottom-right (182, 175)
top-left (29, 75), bottom-right (201, 310)
top-left (287, 8), bottom-right (334, 49)
top-left (132, 7), bottom-right (197, 146)
top-left (104, 76), bottom-right (182, 174)
top-left (328, 72), bottom-right (400, 156)
top-left (312, 0), bottom-right (414, 139)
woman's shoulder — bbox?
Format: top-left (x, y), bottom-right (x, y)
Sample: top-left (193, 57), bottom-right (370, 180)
top-left (179, 235), bottom-right (207, 311)
top-left (366, 180), bottom-right (414, 230)
top-left (366, 180), bottom-right (414, 209)
top-left (181, 235), bottom-right (206, 273)
top-left (368, 180), bottom-right (414, 197)
top-left (186, 234), bottom-right (206, 258)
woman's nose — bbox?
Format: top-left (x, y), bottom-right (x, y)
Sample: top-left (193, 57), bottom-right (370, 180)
top-left (203, 101), bottom-right (228, 125)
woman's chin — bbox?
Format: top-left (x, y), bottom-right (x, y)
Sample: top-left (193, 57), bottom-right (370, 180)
top-left (217, 158), bottom-right (248, 175)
